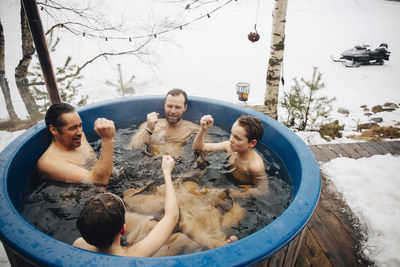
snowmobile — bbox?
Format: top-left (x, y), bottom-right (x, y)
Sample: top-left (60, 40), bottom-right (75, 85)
top-left (331, 43), bottom-right (390, 67)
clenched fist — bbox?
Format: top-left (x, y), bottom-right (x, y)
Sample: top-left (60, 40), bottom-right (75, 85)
top-left (200, 115), bottom-right (214, 130)
top-left (94, 118), bottom-right (115, 141)
top-left (146, 112), bottom-right (159, 132)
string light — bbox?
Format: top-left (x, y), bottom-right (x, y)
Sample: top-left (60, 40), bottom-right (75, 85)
top-left (39, 0), bottom-right (237, 42)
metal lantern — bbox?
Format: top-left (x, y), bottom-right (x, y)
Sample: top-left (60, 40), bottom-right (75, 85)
top-left (236, 82), bottom-right (250, 102)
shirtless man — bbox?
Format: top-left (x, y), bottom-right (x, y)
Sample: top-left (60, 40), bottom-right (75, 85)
top-left (129, 88), bottom-right (199, 157)
top-left (37, 103), bottom-right (115, 185)
top-left (192, 115), bottom-right (269, 196)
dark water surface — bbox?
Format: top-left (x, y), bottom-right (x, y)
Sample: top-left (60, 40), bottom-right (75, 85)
top-left (20, 120), bottom-right (292, 249)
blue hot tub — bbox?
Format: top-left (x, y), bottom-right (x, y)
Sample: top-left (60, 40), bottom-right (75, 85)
top-left (0, 96), bottom-right (320, 266)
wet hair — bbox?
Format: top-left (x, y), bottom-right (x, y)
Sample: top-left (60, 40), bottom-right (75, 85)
top-left (237, 116), bottom-right (264, 144)
top-left (45, 103), bottom-right (75, 129)
top-left (165, 88), bottom-right (188, 106)
top-left (76, 193), bottom-right (126, 250)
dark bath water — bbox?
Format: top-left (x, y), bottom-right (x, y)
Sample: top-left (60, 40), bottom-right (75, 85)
top-left (19, 120), bottom-right (292, 249)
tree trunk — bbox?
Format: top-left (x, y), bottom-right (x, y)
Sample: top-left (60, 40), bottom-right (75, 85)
top-left (264, 0), bottom-right (289, 120)
top-left (15, 5), bottom-right (41, 121)
top-left (0, 20), bottom-right (19, 121)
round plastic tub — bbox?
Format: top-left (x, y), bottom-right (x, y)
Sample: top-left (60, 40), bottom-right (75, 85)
top-left (0, 96), bottom-right (320, 266)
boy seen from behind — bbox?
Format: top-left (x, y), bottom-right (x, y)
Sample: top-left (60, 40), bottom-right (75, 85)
top-left (73, 155), bottom-right (179, 257)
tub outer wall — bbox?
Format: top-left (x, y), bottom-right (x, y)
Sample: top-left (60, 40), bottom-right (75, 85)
top-left (0, 96), bottom-right (320, 267)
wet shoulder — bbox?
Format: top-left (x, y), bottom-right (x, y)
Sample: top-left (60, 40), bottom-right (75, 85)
top-left (249, 151), bottom-right (265, 175)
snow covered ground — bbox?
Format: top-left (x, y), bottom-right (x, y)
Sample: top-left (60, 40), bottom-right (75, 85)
top-left (322, 155), bottom-right (400, 267)
top-left (1, 0), bottom-right (400, 265)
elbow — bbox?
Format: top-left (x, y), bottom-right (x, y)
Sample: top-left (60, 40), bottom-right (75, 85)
top-left (192, 142), bottom-right (202, 150)
top-left (91, 172), bottom-right (111, 185)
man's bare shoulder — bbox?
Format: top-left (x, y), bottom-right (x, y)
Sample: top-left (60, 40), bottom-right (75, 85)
top-left (37, 144), bottom-right (61, 166)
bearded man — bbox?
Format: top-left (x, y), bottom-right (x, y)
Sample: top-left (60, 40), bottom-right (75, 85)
top-left (129, 89), bottom-right (199, 157)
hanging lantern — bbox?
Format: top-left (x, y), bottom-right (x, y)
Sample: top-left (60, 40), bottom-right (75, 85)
top-left (248, 32), bottom-right (260, 42)
top-left (236, 82), bottom-right (250, 102)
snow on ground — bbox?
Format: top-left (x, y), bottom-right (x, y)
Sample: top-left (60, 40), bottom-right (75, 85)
top-left (322, 155), bottom-right (400, 267)
top-left (0, 130), bottom-right (25, 152)
top-left (1, 0), bottom-right (400, 266)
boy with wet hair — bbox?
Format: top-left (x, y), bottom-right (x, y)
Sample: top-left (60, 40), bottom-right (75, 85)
top-left (76, 193), bottom-right (126, 249)
top-left (73, 155), bottom-right (184, 257)
top-left (192, 115), bottom-right (268, 196)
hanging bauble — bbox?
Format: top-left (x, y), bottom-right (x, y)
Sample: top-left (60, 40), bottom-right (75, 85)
top-left (248, 32), bottom-right (260, 42)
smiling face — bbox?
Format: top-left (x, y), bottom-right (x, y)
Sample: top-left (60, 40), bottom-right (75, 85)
top-left (50, 111), bottom-right (83, 149)
top-left (164, 93), bottom-right (187, 125)
top-left (229, 121), bottom-right (257, 153)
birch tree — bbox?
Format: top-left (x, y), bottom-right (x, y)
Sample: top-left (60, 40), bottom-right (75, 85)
top-left (264, 0), bottom-right (289, 120)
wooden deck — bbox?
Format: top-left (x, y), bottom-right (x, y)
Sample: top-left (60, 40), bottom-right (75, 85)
top-left (295, 140), bottom-right (400, 267)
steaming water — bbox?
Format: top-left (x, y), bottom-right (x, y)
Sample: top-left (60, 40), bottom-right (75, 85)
top-left (19, 120), bottom-right (292, 252)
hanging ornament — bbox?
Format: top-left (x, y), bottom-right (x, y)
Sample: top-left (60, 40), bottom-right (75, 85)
top-left (248, 0), bottom-right (261, 43)
top-left (248, 31), bottom-right (260, 42)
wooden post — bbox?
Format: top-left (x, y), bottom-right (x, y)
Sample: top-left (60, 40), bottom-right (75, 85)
top-left (21, 0), bottom-right (61, 104)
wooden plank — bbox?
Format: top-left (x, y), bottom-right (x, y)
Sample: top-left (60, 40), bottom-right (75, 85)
top-left (316, 145), bottom-right (338, 161)
top-left (307, 212), bottom-right (350, 266)
top-left (320, 175), bottom-right (365, 243)
top-left (301, 225), bottom-right (332, 267)
top-left (295, 249), bottom-right (311, 267)
top-left (335, 143), bottom-right (363, 159)
top-left (347, 143), bottom-right (372, 158)
top-left (378, 141), bottom-right (400, 155)
top-left (369, 142), bottom-right (391, 155)
top-left (268, 244), bottom-right (288, 267)
top-left (314, 204), bottom-right (363, 266)
top-left (314, 203), bottom-right (356, 243)
top-left (326, 144), bottom-right (352, 158)
top-left (288, 229), bottom-right (308, 267)
top-left (308, 146), bottom-right (330, 163)
top-left (388, 140), bottom-right (400, 150)
top-left (357, 142), bottom-right (383, 155)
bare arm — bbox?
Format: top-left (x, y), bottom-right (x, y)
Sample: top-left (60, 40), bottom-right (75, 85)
top-left (129, 112), bottom-right (159, 150)
top-left (83, 118), bottom-right (115, 184)
top-left (192, 115), bottom-right (230, 152)
top-left (127, 155), bottom-right (179, 257)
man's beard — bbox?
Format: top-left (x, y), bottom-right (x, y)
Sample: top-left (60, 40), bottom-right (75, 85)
top-left (166, 113), bottom-right (182, 124)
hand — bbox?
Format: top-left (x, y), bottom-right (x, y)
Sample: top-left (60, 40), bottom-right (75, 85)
top-left (146, 112), bottom-right (159, 132)
top-left (94, 118), bottom-right (115, 140)
top-left (200, 115), bottom-right (214, 130)
top-left (162, 155), bottom-right (175, 175)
